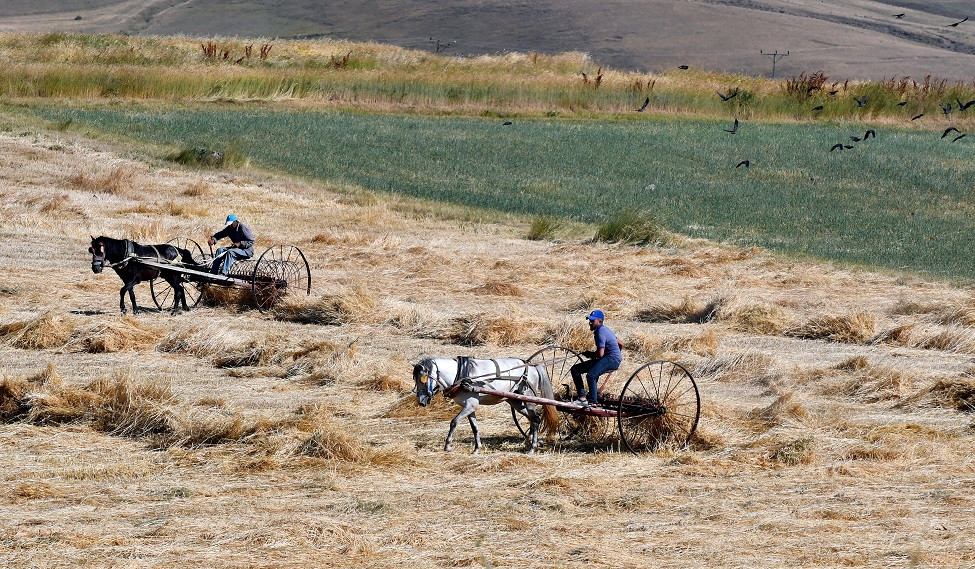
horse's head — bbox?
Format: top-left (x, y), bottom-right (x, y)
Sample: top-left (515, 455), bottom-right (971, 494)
top-left (88, 236), bottom-right (106, 273)
top-left (413, 359), bottom-right (440, 406)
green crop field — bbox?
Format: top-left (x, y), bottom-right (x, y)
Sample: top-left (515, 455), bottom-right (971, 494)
top-left (30, 106), bottom-right (975, 280)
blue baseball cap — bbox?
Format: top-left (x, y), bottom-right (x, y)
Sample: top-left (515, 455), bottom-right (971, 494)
top-left (586, 309), bottom-right (605, 321)
top-left (225, 214), bottom-right (237, 225)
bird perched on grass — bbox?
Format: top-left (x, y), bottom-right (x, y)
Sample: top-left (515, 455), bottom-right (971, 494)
top-left (736, 160), bottom-right (750, 168)
top-left (723, 118), bottom-right (739, 134)
top-left (502, 121), bottom-right (513, 126)
top-left (897, 101), bottom-right (908, 106)
top-left (864, 129), bottom-right (876, 139)
top-left (636, 97), bottom-right (649, 112)
top-left (812, 105), bottom-right (825, 111)
top-left (850, 136), bottom-right (862, 142)
top-left (678, 65), bottom-right (689, 70)
top-left (830, 143), bottom-right (845, 152)
top-left (942, 126), bottom-right (960, 139)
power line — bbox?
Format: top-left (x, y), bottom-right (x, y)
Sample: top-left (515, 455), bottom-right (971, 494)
top-left (760, 50), bottom-right (790, 78)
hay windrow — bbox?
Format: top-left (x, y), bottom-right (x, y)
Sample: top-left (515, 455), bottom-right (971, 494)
top-left (1, 312), bottom-right (76, 350)
top-left (787, 311), bottom-right (877, 344)
top-left (71, 316), bottom-right (161, 353)
top-left (748, 391), bottom-right (810, 427)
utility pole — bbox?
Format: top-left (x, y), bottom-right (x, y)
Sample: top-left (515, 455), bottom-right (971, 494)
top-left (760, 50), bottom-right (789, 78)
top-left (428, 38), bottom-right (456, 54)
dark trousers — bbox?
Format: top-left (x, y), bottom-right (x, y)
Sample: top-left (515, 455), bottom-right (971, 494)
top-left (570, 357), bottom-right (620, 403)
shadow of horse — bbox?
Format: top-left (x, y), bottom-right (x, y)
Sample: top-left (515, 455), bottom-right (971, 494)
top-left (88, 235), bottom-right (200, 314)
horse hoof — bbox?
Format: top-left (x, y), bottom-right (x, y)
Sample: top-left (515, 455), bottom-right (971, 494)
top-left (444, 445), bottom-right (452, 452)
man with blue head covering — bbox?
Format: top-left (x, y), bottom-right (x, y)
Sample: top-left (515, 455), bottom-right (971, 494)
top-left (208, 214), bottom-right (255, 275)
top-left (570, 309), bottom-right (623, 406)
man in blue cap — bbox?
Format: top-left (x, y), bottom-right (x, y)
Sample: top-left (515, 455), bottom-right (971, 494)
top-left (570, 309), bottom-right (623, 406)
top-left (208, 214), bottom-right (255, 275)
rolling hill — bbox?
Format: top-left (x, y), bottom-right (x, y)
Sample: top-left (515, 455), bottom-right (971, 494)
top-left (3, 0), bottom-right (975, 80)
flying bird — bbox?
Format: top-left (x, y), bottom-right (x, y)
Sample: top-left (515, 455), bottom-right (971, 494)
top-left (678, 65), bottom-right (689, 70)
top-left (736, 160), bottom-right (750, 168)
top-left (940, 103), bottom-right (953, 115)
top-left (854, 96), bottom-right (867, 107)
top-left (502, 121), bottom-right (513, 126)
top-left (850, 136), bottom-right (862, 142)
top-left (828, 90), bottom-right (839, 96)
top-left (942, 126), bottom-right (960, 138)
top-left (894, 13), bottom-right (905, 19)
top-left (717, 88), bottom-right (739, 101)
top-left (830, 143), bottom-right (845, 152)
top-left (953, 133), bottom-right (967, 142)
top-left (957, 98), bottom-right (975, 110)
top-left (864, 129), bottom-right (876, 139)
top-left (723, 118), bottom-right (739, 134)
top-left (911, 113), bottom-right (924, 121)
top-left (636, 97), bottom-right (650, 112)
top-left (812, 105), bottom-right (825, 111)
top-left (948, 16), bottom-right (968, 27)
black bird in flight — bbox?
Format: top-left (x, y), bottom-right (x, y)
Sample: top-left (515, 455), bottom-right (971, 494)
top-left (894, 13), bottom-right (905, 19)
top-left (723, 118), bottom-right (739, 134)
top-left (854, 96), bottom-right (867, 107)
top-left (828, 90), bottom-right (839, 95)
top-left (502, 121), bottom-right (513, 126)
top-left (812, 105), bottom-right (825, 111)
top-left (942, 127), bottom-right (960, 138)
top-left (940, 103), bottom-right (953, 115)
top-left (637, 97), bottom-right (649, 112)
top-left (850, 136), bottom-right (862, 142)
top-left (897, 101), bottom-right (908, 106)
top-left (948, 16), bottom-right (968, 27)
top-left (678, 65), bottom-right (689, 70)
top-left (830, 143), bottom-right (845, 152)
top-left (864, 129), bottom-right (876, 139)
top-left (736, 160), bottom-right (750, 169)
top-left (717, 88), bottom-right (739, 101)
top-left (911, 113), bottom-right (924, 121)
top-left (953, 133), bottom-right (967, 142)
top-left (957, 98), bottom-right (975, 111)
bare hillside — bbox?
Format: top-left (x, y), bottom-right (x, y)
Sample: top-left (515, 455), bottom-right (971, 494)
top-left (3, 0), bottom-right (975, 80)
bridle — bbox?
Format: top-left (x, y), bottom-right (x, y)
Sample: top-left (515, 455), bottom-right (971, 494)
top-left (89, 241), bottom-right (106, 272)
top-left (416, 361), bottom-right (447, 403)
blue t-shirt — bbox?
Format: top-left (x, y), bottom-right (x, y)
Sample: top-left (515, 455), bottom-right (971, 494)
top-left (594, 325), bottom-right (622, 363)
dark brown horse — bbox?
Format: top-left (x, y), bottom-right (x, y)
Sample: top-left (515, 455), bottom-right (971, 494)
top-left (89, 236), bottom-right (198, 314)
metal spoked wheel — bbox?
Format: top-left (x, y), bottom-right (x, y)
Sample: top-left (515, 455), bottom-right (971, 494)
top-left (251, 244), bottom-right (311, 311)
top-left (150, 237), bottom-right (207, 310)
top-left (516, 345), bottom-right (583, 437)
top-left (617, 360), bottom-right (700, 453)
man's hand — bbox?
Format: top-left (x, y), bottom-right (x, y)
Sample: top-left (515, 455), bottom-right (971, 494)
top-left (207, 236), bottom-right (216, 246)
top-left (233, 242), bottom-right (240, 247)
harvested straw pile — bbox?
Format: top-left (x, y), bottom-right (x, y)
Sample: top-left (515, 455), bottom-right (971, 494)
top-left (71, 316), bottom-right (161, 353)
top-left (274, 286), bottom-right (377, 325)
top-left (0, 312), bottom-right (76, 350)
top-left (787, 311), bottom-right (877, 344)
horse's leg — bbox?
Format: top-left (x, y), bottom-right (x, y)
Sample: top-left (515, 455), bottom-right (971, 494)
top-left (468, 412), bottom-right (483, 454)
top-left (128, 277), bottom-right (141, 313)
top-left (118, 284), bottom-right (127, 314)
top-left (527, 407), bottom-right (541, 454)
top-left (445, 399), bottom-right (477, 453)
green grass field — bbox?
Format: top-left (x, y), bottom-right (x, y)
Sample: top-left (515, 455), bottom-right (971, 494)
top-left (30, 106), bottom-right (975, 279)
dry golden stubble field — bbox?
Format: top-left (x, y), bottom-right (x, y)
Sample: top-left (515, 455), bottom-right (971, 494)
top-left (1, 127), bottom-right (974, 568)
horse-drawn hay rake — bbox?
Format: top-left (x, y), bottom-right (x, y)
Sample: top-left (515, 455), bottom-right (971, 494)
top-left (426, 345), bottom-right (701, 454)
top-left (518, 346), bottom-right (700, 453)
top-left (145, 237), bottom-right (310, 311)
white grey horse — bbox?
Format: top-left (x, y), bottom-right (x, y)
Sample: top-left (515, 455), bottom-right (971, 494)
top-left (413, 356), bottom-right (559, 454)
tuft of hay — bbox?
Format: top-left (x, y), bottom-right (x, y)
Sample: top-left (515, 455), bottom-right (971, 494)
top-left (470, 280), bottom-right (525, 297)
top-left (542, 316), bottom-right (595, 352)
top-left (0, 374), bottom-right (30, 421)
top-left (695, 352), bottom-right (778, 384)
top-left (213, 333), bottom-right (289, 368)
top-left (748, 391), bottom-right (809, 426)
top-left (728, 303), bottom-right (794, 335)
top-left (902, 376), bottom-right (975, 412)
top-left (294, 405), bottom-right (365, 462)
top-left (787, 311), bottom-right (877, 344)
top-left (446, 311), bottom-right (544, 347)
top-left (67, 166), bottom-right (135, 195)
top-left (841, 365), bottom-right (909, 403)
top-left (183, 180), bottom-right (210, 196)
top-left (383, 303), bottom-right (451, 339)
top-left (273, 286), bottom-right (377, 325)
top-left (593, 209), bottom-right (667, 246)
top-left (769, 436), bottom-right (815, 465)
top-left (1, 312), bottom-right (76, 350)
top-left (72, 316), bottom-right (161, 353)
top-left (633, 295), bottom-right (727, 324)
top-left (875, 323), bottom-right (975, 353)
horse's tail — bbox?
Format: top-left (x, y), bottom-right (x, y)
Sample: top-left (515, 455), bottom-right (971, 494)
top-left (534, 364), bottom-right (560, 438)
